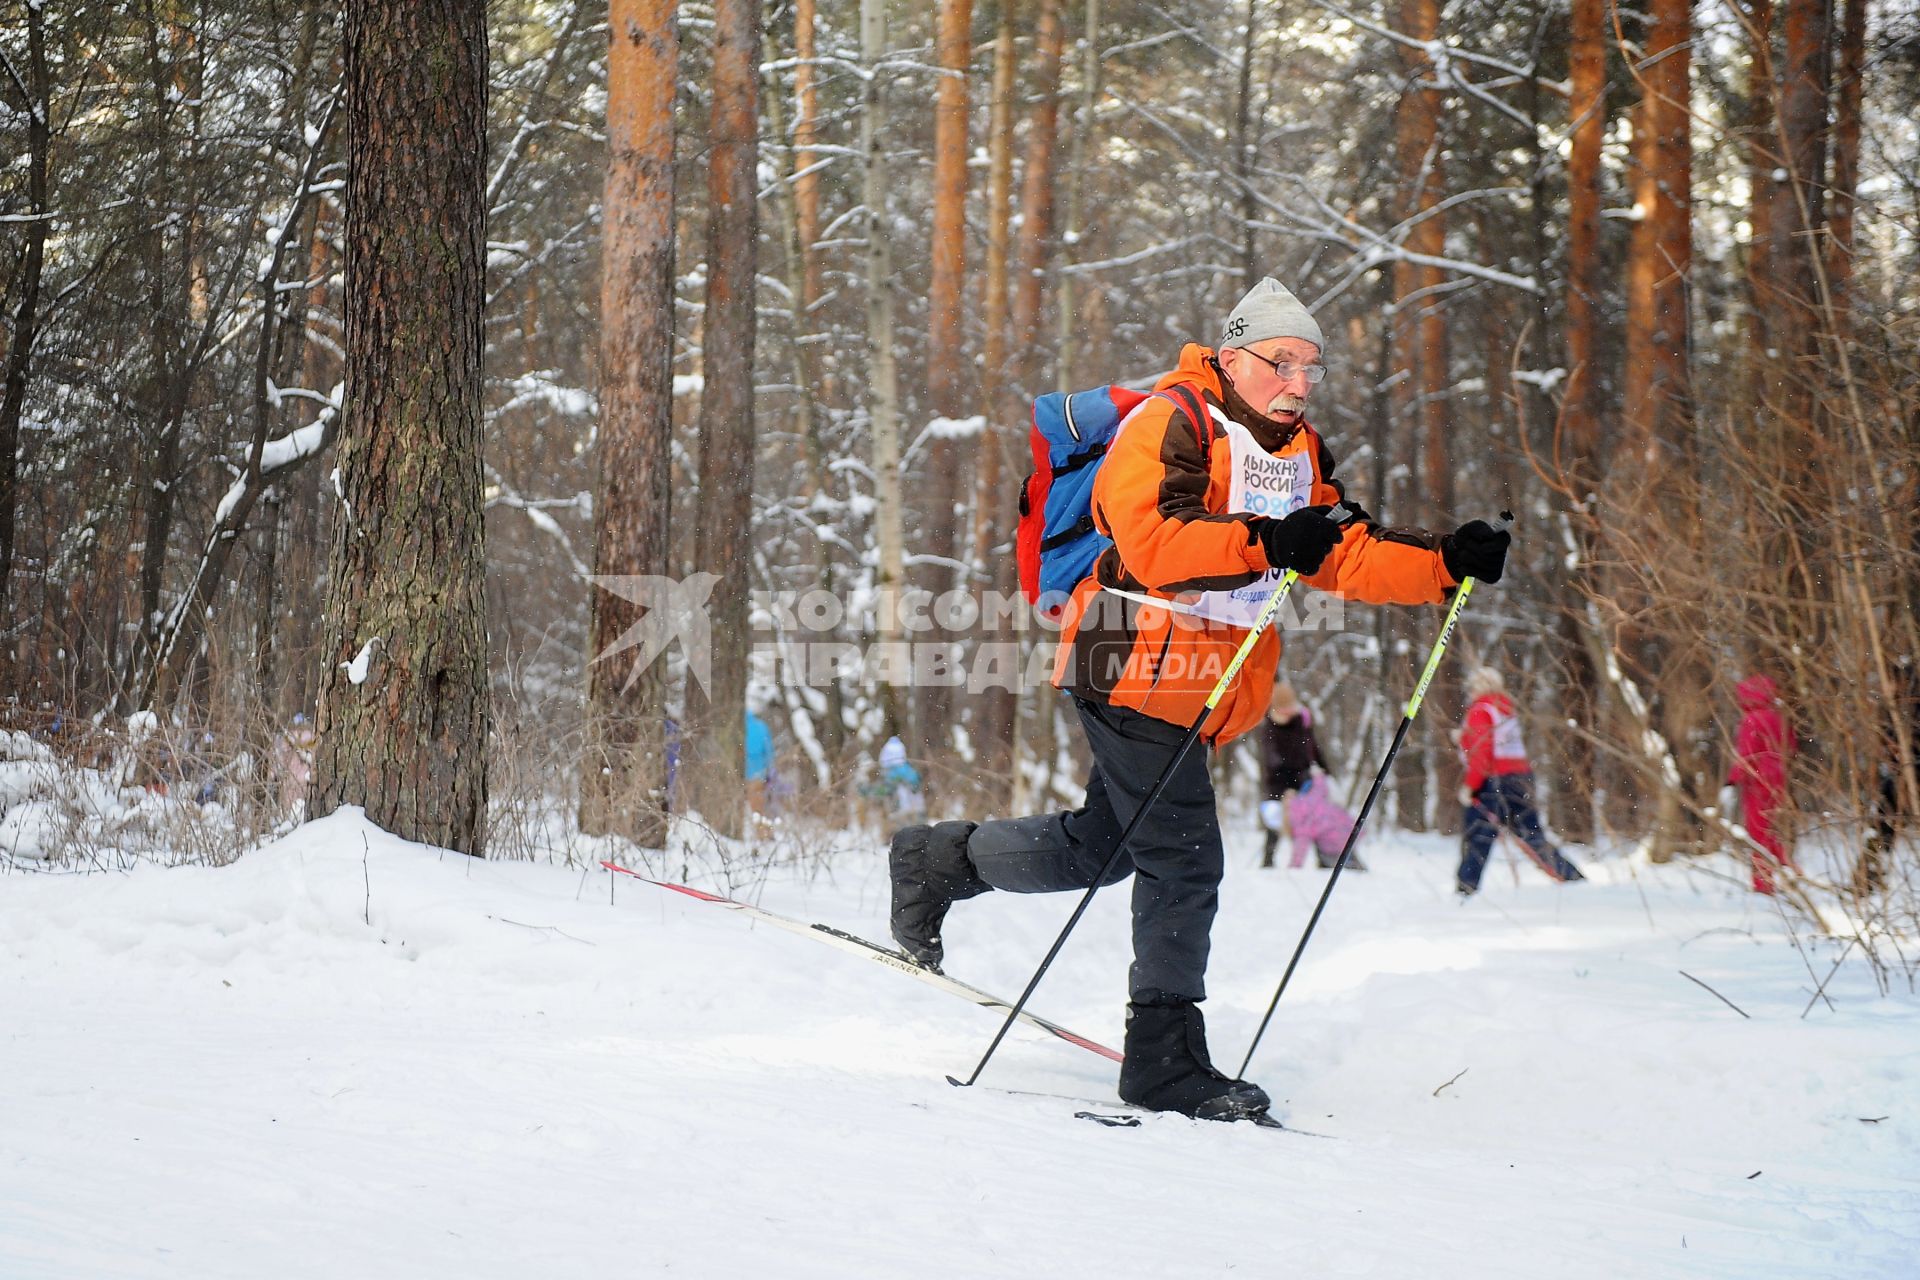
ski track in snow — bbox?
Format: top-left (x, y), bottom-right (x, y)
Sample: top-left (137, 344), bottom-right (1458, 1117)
top-left (2, 808), bottom-right (1916, 1278)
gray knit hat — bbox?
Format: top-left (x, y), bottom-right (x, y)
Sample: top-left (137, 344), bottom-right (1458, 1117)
top-left (1219, 277), bottom-right (1325, 353)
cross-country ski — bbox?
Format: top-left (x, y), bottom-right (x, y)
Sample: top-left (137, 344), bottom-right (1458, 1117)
top-left (600, 860), bottom-right (1121, 1062)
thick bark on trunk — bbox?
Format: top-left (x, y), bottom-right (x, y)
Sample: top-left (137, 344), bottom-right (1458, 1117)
top-left (580, 0), bottom-right (680, 847)
top-left (310, 0), bottom-right (492, 856)
top-left (684, 0), bottom-right (761, 840)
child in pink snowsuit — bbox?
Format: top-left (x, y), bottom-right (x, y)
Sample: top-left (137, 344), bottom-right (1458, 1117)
top-left (1730, 673), bottom-right (1793, 893)
top-left (1286, 774), bottom-right (1360, 868)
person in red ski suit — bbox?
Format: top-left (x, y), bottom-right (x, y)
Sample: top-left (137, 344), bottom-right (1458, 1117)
top-left (1456, 667), bottom-right (1583, 893)
top-left (1730, 673), bottom-right (1793, 893)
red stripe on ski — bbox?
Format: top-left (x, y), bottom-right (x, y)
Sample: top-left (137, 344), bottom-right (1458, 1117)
top-left (609, 865), bottom-right (732, 905)
top-left (598, 860), bottom-right (1122, 1062)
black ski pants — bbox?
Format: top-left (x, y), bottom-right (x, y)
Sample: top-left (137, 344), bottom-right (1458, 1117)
top-left (965, 694), bottom-right (1223, 1002)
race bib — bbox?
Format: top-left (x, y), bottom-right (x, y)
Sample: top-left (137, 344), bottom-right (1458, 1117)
top-left (1490, 708), bottom-right (1528, 760)
top-left (1183, 413), bottom-right (1316, 627)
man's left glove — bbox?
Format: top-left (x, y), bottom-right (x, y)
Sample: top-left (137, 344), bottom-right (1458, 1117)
top-left (1458, 786), bottom-right (1477, 808)
top-left (1441, 519), bottom-right (1511, 583)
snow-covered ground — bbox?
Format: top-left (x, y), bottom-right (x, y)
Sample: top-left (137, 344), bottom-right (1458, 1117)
top-left (4, 808), bottom-right (1916, 1278)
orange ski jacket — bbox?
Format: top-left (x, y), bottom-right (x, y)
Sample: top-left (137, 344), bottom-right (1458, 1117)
top-left (1050, 344), bottom-right (1455, 744)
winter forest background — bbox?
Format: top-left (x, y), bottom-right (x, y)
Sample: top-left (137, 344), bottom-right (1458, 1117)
top-left (3, 0), bottom-right (1918, 960)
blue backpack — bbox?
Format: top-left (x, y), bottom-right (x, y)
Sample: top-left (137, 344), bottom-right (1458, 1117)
top-left (1015, 383), bottom-right (1211, 616)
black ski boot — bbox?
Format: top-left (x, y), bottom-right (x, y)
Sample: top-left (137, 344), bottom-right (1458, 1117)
top-left (888, 820), bottom-right (987, 971)
top-left (1117, 994), bottom-right (1271, 1122)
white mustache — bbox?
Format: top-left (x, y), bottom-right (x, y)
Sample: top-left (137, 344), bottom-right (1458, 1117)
top-left (1269, 394), bottom-right (1306, 415)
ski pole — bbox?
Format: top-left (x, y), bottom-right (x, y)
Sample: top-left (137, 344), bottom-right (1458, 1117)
top-left (1236, 511), bottom-right (1513, 1078)
top-left (949, 502), bottom-right (1352, 1089)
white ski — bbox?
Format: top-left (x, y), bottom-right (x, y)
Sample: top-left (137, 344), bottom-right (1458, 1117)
top-left (600, 861), bottom-right (1123, 1063)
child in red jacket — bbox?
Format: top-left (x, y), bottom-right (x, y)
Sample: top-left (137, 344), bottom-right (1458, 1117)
top-left (1456, 667), bottom-right (1584, 894)
top-left (1730, 673), bottom-right (1793, 893)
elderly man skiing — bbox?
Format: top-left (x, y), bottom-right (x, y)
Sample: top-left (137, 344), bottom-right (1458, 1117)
top-left (888, 278), bottom-right (1510, 1122)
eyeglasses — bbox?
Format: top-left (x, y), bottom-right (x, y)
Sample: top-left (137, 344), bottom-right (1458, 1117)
top-left (1238, 348), bottom-right (1327, 385)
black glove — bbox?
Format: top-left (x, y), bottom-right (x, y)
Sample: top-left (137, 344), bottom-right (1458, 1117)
top-left (1441, 519), bottom-right (1511, 583)
top-left (1255, 505), bottom-right (1345, 576)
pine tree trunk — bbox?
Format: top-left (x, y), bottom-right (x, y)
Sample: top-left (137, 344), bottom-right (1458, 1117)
top-left (1564, 0), bottom-right (1606, 462)
top-left (1745, 0), bottom-right (1778, 376)
top-left (1011, 0), bottom-right (1065, 403)
top-left (1390, 0), bottom-right (1447, 830)
top-left (281, 208), bottom-right (340, 721)
top-left (310, 0), bottom-right (492, 856)
top-left (858, 0), bottom-right (908, 750)
top-left (1009, 0), bottom-right (1066, 805)
top-left (972, 0), bottom-right (1018, 577)
top-left (134, 10), bottom-right (191, 693)
top-left (1624, 0), bottom-right (1692, 452)
top-left (1778, 0), bottom-right (1830, 256)
top-left (684, 0), bottom-right (762, 840)
top-left (970, 0), bottom-right (1021, 812)
top-left (1555, 0), bottom-right (1611, 840)
top-left (1759, 0), bottom-right (1827, 427)
top-left (1055, 0), bottom-right (1100, 391)
top-left (0, 0), bottom-right (49, 678)
top-left (917, 0), bottom-right (974, 782)
top-left (1623, 0), bottom-right (1698, 859)
top-left (793, 0), bottom-right (823, 312)
top-left (927, 0), bottom-right (972, 418)
top-left (581, 0), bottom-right (679, 847)
top-left (1232, 0), bottom-right (1259, 288)
top-left (1826, 0), bottom-right (1864, 314)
